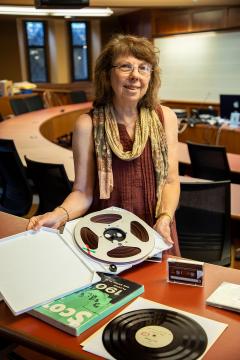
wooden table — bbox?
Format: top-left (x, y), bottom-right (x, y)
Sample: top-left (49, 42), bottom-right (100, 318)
top-left (178, 123), bottom-right (240, 154)
top-left (1, 105), bottom-right (238, 179)
top-left (0, 105), bottom-right (239, 220)
top-left (0, 212), bottom-right (240, 360)
top-left (0, 103), bottom-right (92, 182)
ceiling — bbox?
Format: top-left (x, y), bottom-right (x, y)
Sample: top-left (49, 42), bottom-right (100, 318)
top-left (1, 0), bottom-right (240, 6)
top-left (91, 0), bottom-right (240, 6)
top-left (0, 0), bottom-right (239, 17)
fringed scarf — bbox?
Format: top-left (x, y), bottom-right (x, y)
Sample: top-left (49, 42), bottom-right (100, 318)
top-left (92, 104), bottom-right (168, 217)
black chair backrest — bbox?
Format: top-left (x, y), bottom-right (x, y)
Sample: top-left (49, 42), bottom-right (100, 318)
top-left (176, 181), bottom-right (231, 266)
top-left (187, 141), bottom-right (231, 181)
top-left (9, 98), bottom-right (29, 115)
top-left (25, 95), bottom-right (44, 112)
top-left (196, 108), bottom-right (217, 116)
top-left (69, 90), bottom-right (87, 104)
top-left (25, 157), bottom-right (72, 214)
top-left (0, 139), bottom-right (33, 216)
top-left (10, 96), bottom-right (44, 116)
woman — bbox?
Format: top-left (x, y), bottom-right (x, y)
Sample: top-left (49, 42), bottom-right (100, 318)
top-left (28, 34), bottom-right (180, 255)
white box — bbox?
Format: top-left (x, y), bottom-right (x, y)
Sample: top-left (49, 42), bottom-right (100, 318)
top-left (0, 80), bottom-right (13, 96)
top-left (0, 228), bottom-right (99, 315)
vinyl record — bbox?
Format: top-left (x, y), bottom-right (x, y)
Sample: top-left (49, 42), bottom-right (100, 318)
top-left (73, 208), bottom-right (155, 265)
top-left (102, 308), bottom-right (208, 360)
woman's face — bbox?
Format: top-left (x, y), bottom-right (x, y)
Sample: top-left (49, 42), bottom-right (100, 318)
top-left (110, 55), bottom-right (152, 105)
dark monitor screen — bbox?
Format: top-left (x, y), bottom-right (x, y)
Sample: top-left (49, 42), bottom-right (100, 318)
top-left (220, 94), bottom-right (240, 119)
top-left (35, 0), bottom-right (89, 8)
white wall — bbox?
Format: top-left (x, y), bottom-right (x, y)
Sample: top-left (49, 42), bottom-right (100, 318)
top-left (154, 31), bottom-right (240, 103)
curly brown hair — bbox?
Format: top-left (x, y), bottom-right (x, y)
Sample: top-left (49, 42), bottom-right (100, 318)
top-left (93, 34), bottom-right (161, 109)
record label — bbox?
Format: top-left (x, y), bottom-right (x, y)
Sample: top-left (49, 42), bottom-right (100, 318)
top-left (135, 325), bottom-right (173, 348)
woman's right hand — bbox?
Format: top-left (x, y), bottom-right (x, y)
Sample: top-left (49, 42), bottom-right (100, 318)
top-left (27, 208), bottom-right (68, 231)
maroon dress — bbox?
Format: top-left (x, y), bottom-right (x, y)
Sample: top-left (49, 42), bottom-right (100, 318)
top-left (89, 118), bottom-right (180, 256)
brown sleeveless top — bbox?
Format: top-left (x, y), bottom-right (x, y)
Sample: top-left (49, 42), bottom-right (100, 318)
top-left (89, 109), bottom-right (180, 256)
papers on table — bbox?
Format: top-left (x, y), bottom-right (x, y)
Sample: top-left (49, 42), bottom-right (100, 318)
top-left (206, 282), bottom-right (240, 313)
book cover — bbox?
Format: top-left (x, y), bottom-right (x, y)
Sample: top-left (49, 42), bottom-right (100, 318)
top-left (206, 282), bottom-right (240, 313)
top-left (29, 273), bottom-right (144, 336)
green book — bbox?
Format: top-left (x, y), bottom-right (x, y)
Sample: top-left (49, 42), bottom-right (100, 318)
top-left (29, 273), bottom-right (144, 336)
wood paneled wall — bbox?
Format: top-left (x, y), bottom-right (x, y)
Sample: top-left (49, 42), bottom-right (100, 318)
top-left (118, 6), bottom-right (240, 38)
top-left (0, 19), bottom-right (22, 81)
top-left (114, 6), bottom-right (240, 109)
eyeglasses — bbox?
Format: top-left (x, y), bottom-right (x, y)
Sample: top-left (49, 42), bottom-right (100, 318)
top-left (112, 63), bottom-right (153, 76)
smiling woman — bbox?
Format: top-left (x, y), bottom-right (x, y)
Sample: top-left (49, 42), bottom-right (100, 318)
top-left (27, 34), bottom-right (181, 256)
top-left (109, 55), bottom-right (152, 123)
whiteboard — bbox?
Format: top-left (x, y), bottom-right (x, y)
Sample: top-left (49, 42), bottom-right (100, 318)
top-left (154, 31), bottom-right (240, 103)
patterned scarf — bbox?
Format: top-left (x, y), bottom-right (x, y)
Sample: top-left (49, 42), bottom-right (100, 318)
top-left (92, 105), bottom-right (168, 217)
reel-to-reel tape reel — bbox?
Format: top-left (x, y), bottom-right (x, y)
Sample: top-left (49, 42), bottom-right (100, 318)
top-left (63, 207), bottom-right (171, 274)
top-left (74, 209), bottom-right (155, 265)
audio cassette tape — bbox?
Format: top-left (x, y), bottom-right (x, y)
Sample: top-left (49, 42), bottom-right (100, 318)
top-left (61, 207), bottom-right (172, 274)
top-left (167, 258), bottom-right (204, 286)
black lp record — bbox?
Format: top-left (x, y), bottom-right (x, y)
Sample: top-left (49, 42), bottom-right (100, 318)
top-left (102, 308), bottom-right (208, 360)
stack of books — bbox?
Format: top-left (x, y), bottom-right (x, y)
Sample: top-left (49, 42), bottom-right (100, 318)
top-left (29, 273), bottom-right (144, 336)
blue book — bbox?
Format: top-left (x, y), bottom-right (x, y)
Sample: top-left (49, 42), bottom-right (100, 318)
top-left (29, 273), bottom-right (144, 336)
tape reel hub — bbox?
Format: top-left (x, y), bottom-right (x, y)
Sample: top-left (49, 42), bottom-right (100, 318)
top-left (103, 227), bottom-right (126, 242)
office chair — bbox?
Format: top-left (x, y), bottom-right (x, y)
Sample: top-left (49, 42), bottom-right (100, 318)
top-left (25, 157), bottom-right (72, 214)
top-left (0, 340), bottom-right (19, 360)
top-left (176, 181), bottom-right (231, 266)
top-left (55, 132), bottom-right (73, 149)
top-left (0, 139), bottom-right (33, 216)
top-left (25, 95), bottom-right (44, 112)
top-left (69, 90), bottom-right (87, 104)
top-left (9, 98), bottom-right (29, 115)
top-left (187, 141), bottom-right (231, 181)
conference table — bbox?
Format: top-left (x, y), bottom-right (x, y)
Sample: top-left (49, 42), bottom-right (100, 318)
top-left (0, 104), bottom-right (239, 220)
top-left (0, 103), bottom-right (92, 182)
top-left (178, 122), bottom-right (240, 154)
top-left (0, 211), bottom-right (240, 360)
top-left (0, 103), bottom-right (239, 180)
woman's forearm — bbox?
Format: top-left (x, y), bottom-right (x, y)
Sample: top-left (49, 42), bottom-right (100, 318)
top-left (159, 177), bottom-right (180, 220)
top-left (56, 190), bottom-right (93, 222)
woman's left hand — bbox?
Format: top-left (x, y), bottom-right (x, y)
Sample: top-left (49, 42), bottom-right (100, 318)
top-left (153, 216), bottom-right (173, 244)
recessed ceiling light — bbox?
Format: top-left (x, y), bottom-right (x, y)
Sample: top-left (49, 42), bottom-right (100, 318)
top-left (0, 6), bottom-right (113, 17)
